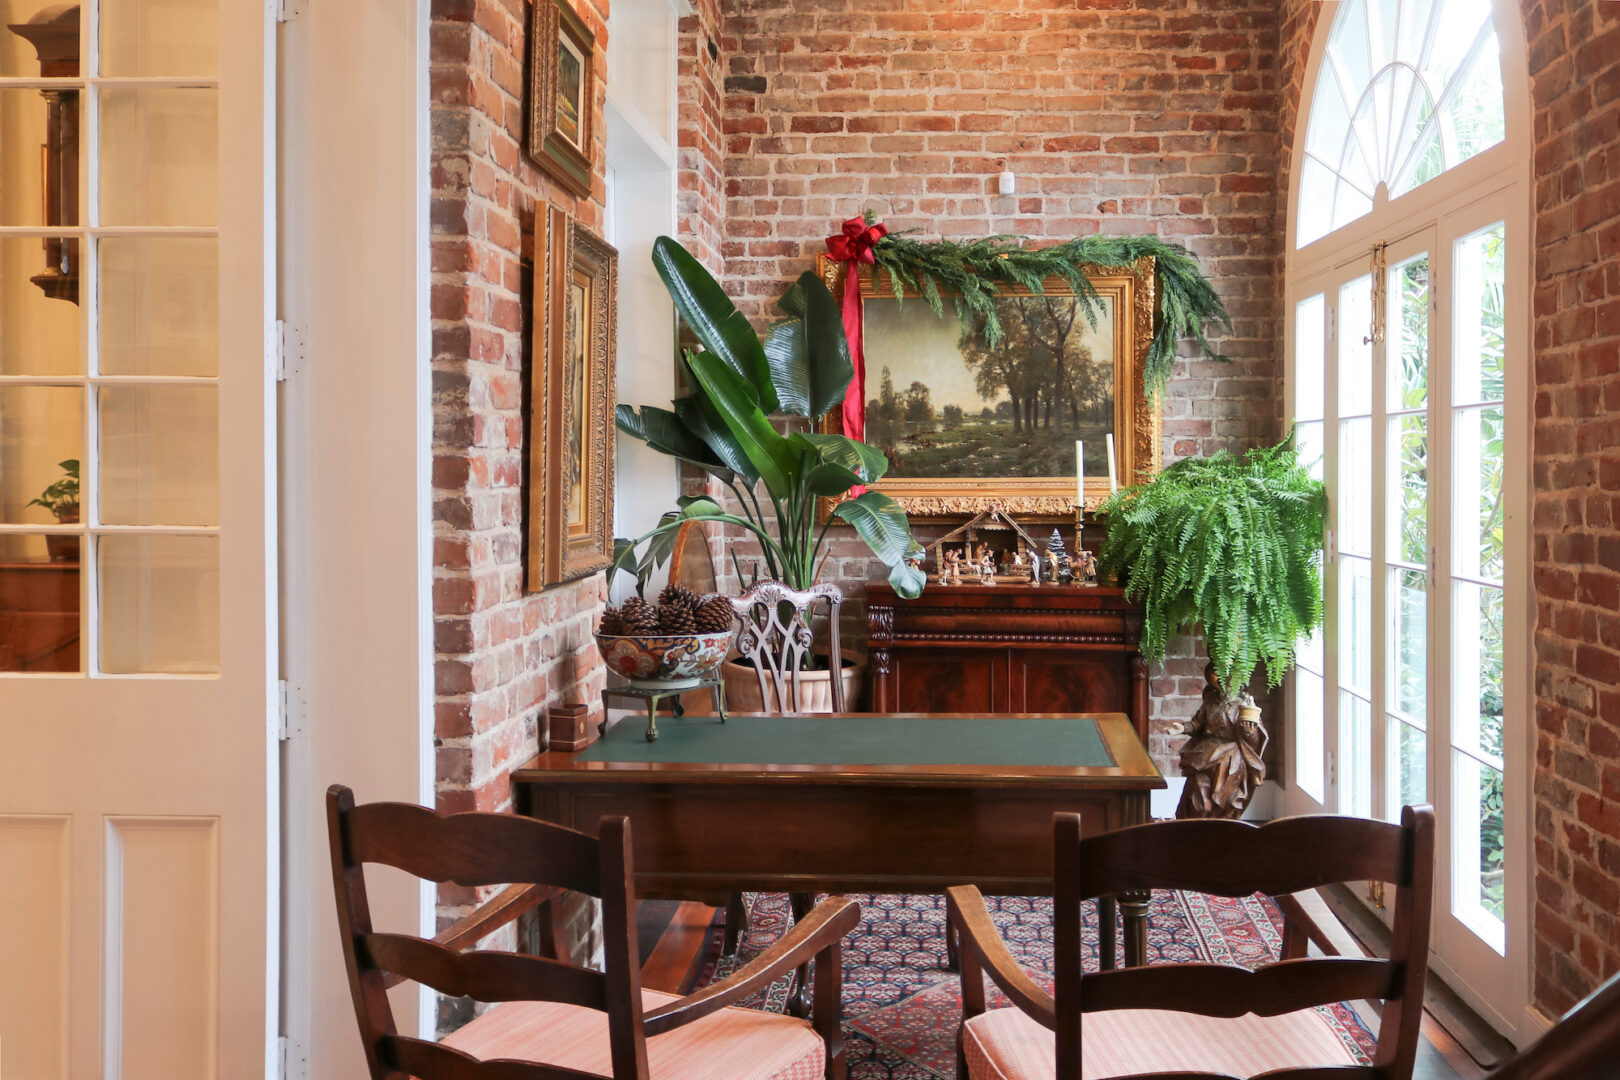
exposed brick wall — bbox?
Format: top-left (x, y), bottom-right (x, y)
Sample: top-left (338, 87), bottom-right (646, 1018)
top-left (679, 0), bottom-right (727, 270)
top-left (428, 0), bottom-right (610, 997)
top-left (704, 0), bottom-right (1287, 766)
top-left (1521, 0), bottom-right (1620, 1018)
top-left (1275, 0), bottom-right (1322, 262)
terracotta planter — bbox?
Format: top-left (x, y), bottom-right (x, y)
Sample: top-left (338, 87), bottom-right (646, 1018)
top-left (722, 651), bottom-right (866, 714)
top-left (46, 506), bottom-right (79, 563)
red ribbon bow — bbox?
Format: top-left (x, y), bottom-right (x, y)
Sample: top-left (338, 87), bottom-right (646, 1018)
top-left (826, 216), bottom-right (888, 265)
top-left (825, 217), bottom-right (889, 460)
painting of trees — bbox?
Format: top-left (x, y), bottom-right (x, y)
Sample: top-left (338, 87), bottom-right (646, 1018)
top-left (855, 288), bottom-right (1119, 479)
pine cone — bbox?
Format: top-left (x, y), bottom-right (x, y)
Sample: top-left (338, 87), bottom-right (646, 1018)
top-left (693, 595), bottom-right (735, 635)
top-left (656, 601), bottom-right (697, 635)
top-left (598, 608), bottom-right (624, 636)
top-left (619, 597), bottom-right (659, 635)
top-left (659, 582), bottom-right (699, 612)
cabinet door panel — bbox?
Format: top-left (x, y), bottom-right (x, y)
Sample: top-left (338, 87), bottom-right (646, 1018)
top-left (894, 654), bottom-right (999, 713)
top-left (1012, 651), bottom-right (1126, 713)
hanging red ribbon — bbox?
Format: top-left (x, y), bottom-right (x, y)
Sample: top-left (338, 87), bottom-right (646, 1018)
top-left (825, 216), bottom-right (888, 456)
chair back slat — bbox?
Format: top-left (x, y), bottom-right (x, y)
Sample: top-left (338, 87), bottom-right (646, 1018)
top-left (362, 934), bottom-right (608, 1009)
top-left (729, 581), bottom-right (844, 713)
top-left (345, 801), bottom-right (602, 895)
top-left (1077, 815), bottom-right (1412, 899)
top-left (382, 1034), bottom-right (605, 1080)
top-left (1078, 958), bottom-right (1400, 1016)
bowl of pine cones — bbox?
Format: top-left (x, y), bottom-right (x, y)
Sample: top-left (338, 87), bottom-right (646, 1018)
top-left (595, 584), bottom-right (737, 689)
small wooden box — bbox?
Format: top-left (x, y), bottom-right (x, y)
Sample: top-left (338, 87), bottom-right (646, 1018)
top-left (546, 703), bottom-right (597, 752)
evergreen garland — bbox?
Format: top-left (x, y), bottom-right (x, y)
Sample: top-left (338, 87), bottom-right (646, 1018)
top-left (869, 231), bottom-right (1232, 400)
top-left (1095, 434), bottom-right (1327, 696)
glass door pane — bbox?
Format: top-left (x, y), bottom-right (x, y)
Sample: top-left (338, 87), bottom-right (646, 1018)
top-left (1338, 275), bottom-right (1374, 817)
top-left (1293, 293), bottom-right (1327, 801)
top-left (1451, 221), bottom-right (1507, 950)
top-left (1386, 252), bottom-right (1430, 822)
top-left (0, 0), bottom-right (222, 676)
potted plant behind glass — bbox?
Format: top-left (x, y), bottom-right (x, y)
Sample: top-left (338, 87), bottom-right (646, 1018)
top-left (29, 458), bottom-right (80, 562)
top-left (610, 236), bottom-right (924, 708)
top-left (1096, 435), bottom-right (1327, 818)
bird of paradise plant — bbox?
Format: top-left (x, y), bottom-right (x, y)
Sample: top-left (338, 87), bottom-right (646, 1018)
top-left (614, 236), bottom-right (926, 598)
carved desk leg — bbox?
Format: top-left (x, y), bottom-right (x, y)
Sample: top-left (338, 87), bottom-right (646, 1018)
top-left (1119, 890), bottom-right (1152, 967)
top-left (1098, 897), bottom-right (1118, 970)
top-left (789, 891), bottom-right (814, 1017)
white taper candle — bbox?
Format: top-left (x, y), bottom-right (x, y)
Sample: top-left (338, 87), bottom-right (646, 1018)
top-left (1075, 440), bottom-right (1084, 506)
top-left (1106, 433), bottom-right (1118, 494)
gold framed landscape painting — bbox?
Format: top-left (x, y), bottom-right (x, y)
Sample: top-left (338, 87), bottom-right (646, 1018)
top-left (529, 203), bottom-right (617, 588)
top-left (819, 255), bottom-right (1160, 519)
top-left (528, 0), bottom-right (594, 197)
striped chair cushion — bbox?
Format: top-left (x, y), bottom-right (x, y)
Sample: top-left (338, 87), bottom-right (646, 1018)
top-left (962, 1004), bottom-right (1361, 1080)
top-left (442, 988), bottom-right (824, 1080)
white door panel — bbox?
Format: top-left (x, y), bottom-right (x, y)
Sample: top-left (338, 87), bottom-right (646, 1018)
top-left (0, 0), bottom-right (273, 1075)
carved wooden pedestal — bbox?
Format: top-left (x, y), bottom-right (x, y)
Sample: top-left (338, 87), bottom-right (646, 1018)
top-left (865, 581), bottom-right (1149, 743)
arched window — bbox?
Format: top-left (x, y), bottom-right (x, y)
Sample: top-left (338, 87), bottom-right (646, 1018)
top-left (1285, 0), bottom-right (1530, 1041)
top-left (1297, 0), bottom-right (1507, 246)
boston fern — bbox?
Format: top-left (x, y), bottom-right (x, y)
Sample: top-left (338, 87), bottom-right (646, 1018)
top-left (1096, 435), bottom-right (1327, 696)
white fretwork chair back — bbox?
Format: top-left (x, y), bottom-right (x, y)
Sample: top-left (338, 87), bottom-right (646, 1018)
top-left (728, 581), bottom-right (845, 713)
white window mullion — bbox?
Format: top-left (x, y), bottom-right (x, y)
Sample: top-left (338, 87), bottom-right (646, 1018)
top-left (1370, 256), bottom-right (1391, 826)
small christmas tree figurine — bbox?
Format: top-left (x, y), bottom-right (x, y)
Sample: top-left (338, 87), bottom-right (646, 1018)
top-left (1045, 528), bottom-right (1075, 585)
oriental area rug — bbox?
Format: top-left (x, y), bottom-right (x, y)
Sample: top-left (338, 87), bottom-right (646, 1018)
top-left (686, 891), bottom-right (1378, 1080)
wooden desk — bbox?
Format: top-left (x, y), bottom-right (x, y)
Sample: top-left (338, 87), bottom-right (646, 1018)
top-left (513, 711), bottom-right (1164, 962)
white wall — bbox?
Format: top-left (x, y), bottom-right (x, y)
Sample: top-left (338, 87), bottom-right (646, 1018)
top-left (606, 0), bottom-right (684, 560)
top-left (276, 0), bottom-right (433, 1072)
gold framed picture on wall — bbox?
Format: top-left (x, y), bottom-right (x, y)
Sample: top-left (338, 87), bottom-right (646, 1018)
top-left (818, 254), bottom-right (1160, 520)
top-left (528, 0), bottom-right (594, 198)
top-left (528, 203), bottom-right (617, 588)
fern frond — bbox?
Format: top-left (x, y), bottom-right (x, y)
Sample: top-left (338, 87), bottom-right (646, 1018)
top-left (1096, 432), bottom-right (1327, 695)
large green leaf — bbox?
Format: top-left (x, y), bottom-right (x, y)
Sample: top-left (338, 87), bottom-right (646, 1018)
top-left (764, 271), bottom-right (853, 419)
top-left (616, 404), bottom-right (735, 482)
top-left (832, 490), bottom-right (924, 597)
top-left (803, 462), bottom-right (866, 497)
top-left (887, 557), bottom-right (926, 598)
top-left (653, 236), bottom-right (779, 414)
top-left (671, 395), bottom-right (757, 484)
top-left (788, 431), bottom-right (889, 483)
top-left (683, 349), bottom-right (795, 497)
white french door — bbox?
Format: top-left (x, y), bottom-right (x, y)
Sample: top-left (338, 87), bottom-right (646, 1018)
top-left (1286, 188), bottom-right (1528, 1035)
top-left (0, 1), bottom-right (275, 1077)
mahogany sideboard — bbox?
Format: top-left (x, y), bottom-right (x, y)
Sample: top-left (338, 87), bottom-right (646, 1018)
top-left (865, 580), bottom-right (1149, 743)
top-left (0, 560), bottom-right (79, 672)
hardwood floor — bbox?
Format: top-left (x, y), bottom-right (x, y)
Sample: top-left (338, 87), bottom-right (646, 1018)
top-left (635, 898), bottom-right (1497, 1079)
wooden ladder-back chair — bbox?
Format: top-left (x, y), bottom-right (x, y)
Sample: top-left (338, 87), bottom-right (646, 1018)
top-left (947, 806), bottom-right (1435, 1080)
top-left (728, 581), bottom-right (846, 713)
top-left (328, 785), bottom-right (860, 1080)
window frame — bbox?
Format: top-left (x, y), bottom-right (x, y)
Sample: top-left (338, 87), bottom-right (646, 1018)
top-left (1283, 0), bottom-right (1534, 1043)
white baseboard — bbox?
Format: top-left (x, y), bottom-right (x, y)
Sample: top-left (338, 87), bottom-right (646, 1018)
top-left (1521, 1003), bottom-right (1555, 1039)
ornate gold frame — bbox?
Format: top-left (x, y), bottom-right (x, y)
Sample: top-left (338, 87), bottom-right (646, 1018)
top-left (817, 254), bottom-right (1160, 520)
top-left (529, 204), bottom-right (617, 587)
top-left (528, 0), bottom-right (594, 198)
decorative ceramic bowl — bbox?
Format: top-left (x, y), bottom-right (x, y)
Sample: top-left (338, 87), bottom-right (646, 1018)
top-left (595, 629), bottom-right (734, 690)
